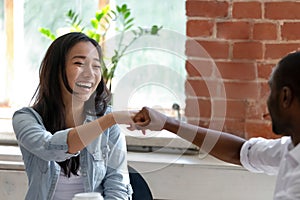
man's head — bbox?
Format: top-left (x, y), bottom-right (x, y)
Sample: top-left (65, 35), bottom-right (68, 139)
top-left (267, 51), bottom-right (300, 136)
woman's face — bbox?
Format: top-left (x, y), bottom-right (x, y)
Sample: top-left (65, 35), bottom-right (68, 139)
top-left (64, 41), bottom-right (102, 103)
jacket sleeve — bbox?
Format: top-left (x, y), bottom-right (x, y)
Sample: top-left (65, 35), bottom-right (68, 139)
top-left (101, 122), bottom-right (132, 199)
top-left (12, 107), bottom-right (78, 162)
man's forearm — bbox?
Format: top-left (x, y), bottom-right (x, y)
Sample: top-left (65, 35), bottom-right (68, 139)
top-left (164, 117), bottom-right (245, 165)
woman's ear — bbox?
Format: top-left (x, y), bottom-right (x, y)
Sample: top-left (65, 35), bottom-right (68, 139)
top-left (281, 86), bottom-right (293, 108)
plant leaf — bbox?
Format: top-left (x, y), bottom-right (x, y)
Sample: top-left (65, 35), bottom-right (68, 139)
top-left (125, 24), bottom-right (134, 31)
top-left (111, 10), bottom-right (116, 16)
top-left (95, 11), bottom-right (105, 21)
top-left (104, 16), bottom-right (110, 24)
top-left (132, 30), bottom-right (137, 35)
top-left (38, 28), bottom-right (56, 40)
top-left (91, 18), bottom-right (98, 29)
top-left (138, 26), bottom-right (144, 35)
top-left (151, 25), bottom-right (163, 35)
top-left (125, 18), bottom-right (134, 25)
top-left (102, 5), bottom-right (110, 14)
top-left (121, 4), bottom-right (127, 12)
top-left (124, 11), bottom-right (130, 19)
top-left (116, 5), bottom-right (121, 13)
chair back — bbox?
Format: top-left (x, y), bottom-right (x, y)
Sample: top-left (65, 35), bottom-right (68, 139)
top-left (128, 165), bottom-right (153, 200)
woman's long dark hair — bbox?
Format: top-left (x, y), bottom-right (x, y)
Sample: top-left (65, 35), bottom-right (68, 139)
top-left (32, 32), bottom-right (111, 177)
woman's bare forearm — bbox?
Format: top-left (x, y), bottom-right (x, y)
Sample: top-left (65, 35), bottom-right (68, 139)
top-left (67, 113), bottom-right (116, 153)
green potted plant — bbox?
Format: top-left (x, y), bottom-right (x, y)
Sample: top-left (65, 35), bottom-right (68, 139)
top-left (39, 4), bottom-right (162, 90)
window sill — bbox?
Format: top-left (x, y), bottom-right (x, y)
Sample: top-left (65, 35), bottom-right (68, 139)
top-left (0, 144), bottom-right (232, 170)
top-left (125, 129), bottom-right (199, 155)
top-left (0, 145), bottom-right (276, 200)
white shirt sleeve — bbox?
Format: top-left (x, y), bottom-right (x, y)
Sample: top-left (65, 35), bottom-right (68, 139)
top-left (240, 136), bottom-right (291, 175)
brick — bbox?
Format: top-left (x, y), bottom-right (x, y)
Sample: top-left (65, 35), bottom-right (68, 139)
top-left (187, 81), bottom-right (259, 112)
top-left (253, 23), bottom-right (277, 40)
top-left (185, 90), bottom-right (268, 120)
top-left (281, 22), bottom-right (300, 40)
top-left (215, 61), bottom-right (257, 81)
top-left (186, 40), bottom-right (229, 59)
top-left (207, 118), bottom-right (246, 138)
top-left (217, 21), bottom-right (251, 40)
top-left (222, 119), bottom-right (245, 138)
top-left (186, 118), bottom-right (246, 138)
top-left (185, 98), bottom-right (236, 119)
top-left (265, 43), bottom-right (300, 59)
top-left (187, 118), bottom-right (210, 128)
top-left (185, 98), bottom-right (211, 118)
top-left (184, 0), bottom-right (300, 140)
top-left (186, 99), bottom-right (244, 119)
top-left (186, 1), bottom-right (229, 18)
top-left (265, 2), bottom-right (300, 20)
top-left (246, 98), bottom-right (269, 121)
top-left (188, 119), bottom-right (279, 139)
top-left (232, 41), bottom-right (263, 60)
top-left (232, 2), bottom-right (262, 19)
top-left (259, 82), bottom-right (271, 108)
top-left (225, 99), bottom-right (247, 119)
top-left (185, 79), bottom-right (210, 97)
top-left (185, 39), bottom-right (227, 58)
top-left (186, 59), bottom-right (214, 77)
top-left (257, 62), bottom-right (275, 80)
top-left (187, 20), bottom-right (214, 37)
top-left (245, 121), bottom-right (274, 139)
top-left (224, 81), bottom-right (260, 100)
top-left (211, 99), bottom-right (227, 120)
top-left (185, 79), bottom-right (225, 98)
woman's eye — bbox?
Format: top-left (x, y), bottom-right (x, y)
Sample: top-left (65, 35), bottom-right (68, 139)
top-left (74, 62), bottom-right (84, 66)
top-left (93, 65), bottom-right (101, 69)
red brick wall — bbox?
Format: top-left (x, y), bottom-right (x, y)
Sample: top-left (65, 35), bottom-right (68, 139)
top-left (185, 0), bottom-right (300, 139)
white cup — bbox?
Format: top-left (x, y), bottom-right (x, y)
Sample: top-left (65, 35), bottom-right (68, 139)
top-left (72, 192), bottom-right (104, 200)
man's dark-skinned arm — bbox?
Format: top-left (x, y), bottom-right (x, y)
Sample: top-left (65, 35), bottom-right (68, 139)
top-left (132, 107), bottom-right (246, 165)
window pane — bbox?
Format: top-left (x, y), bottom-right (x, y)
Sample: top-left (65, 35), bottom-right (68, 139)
top-left (0, 0), bottom-right (98, 143)
top-left (112, 0), bottom-right (186, 114)
top-left (11, 0), bottom-right (98, 107)
top-left (0, 0), bottom-right (5, 104)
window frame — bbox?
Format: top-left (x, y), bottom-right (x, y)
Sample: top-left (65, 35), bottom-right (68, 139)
top-left (0, 0), bottom-right (198, 154)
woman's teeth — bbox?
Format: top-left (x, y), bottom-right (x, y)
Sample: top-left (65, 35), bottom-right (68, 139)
top-left (76, 82), bottom-right (92, 89)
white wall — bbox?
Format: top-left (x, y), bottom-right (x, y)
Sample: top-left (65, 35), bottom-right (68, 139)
top-left (0, 147), bottom-right (276, 200)
top-left (0, 169), bottom-right (27, 199)
top-left (128, 152), bottom-right (276, 200)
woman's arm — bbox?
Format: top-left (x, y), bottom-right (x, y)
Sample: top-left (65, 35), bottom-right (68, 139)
top-left (133, 107), bottom-right (246, 165)
top-left (67, 113), bottom-right (115, 153)
top-left (67, 111), bottom-right (133, 154)
top-left (13, 107), bottom-right (133, 159)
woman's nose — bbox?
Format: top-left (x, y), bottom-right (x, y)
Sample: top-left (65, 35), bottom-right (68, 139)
top-left (82, 64), bottom-right (94, 77)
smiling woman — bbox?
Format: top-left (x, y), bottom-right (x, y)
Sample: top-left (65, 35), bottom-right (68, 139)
top-left (12, 32), bottom-right (134, 200)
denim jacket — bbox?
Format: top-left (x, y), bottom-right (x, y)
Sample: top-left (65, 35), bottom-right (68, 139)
top-left (12, 107), bottom-right (132, 200)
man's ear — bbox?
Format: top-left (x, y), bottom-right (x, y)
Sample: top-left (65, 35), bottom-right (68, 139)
top-left (281, 86), bottom-right (293, 108)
